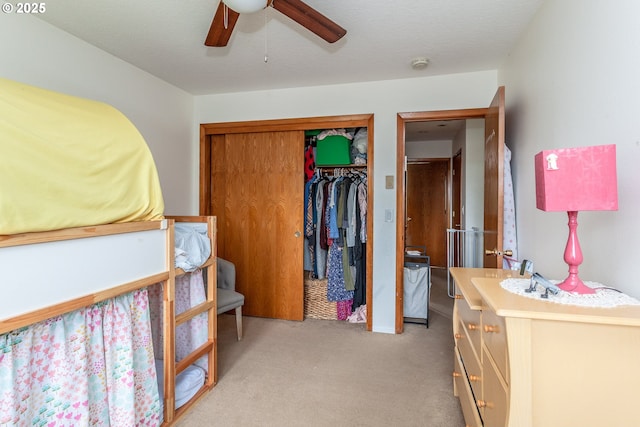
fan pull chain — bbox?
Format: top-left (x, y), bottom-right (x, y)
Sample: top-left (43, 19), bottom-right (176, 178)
top-left (264, 4), bottom-right (269, 63)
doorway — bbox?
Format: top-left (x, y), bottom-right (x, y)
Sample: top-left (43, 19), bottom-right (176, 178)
top-left (405, 159), bottom-right (450, 268)
top-left (395, 104), bottom-right (501, 333)
top-left (395, 87), bottom-right (506, 334)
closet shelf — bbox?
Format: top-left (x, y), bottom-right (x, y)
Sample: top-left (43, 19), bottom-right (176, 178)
top-left (316, 164), bottom-right (367, 169)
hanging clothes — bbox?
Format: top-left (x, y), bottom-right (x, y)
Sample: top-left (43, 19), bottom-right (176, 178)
top-left (351, 179), bottom-right (367, 309)
top-left (303, 178), bottom-right (314, 272)
top-left (304, 145), bottom-right (315, 181)
top-left (304, 168), bottom-right (367, 312)
top-left (316, 181), bottom-right (330, 277)
top-left (327, 243), bottom-right (354, 302)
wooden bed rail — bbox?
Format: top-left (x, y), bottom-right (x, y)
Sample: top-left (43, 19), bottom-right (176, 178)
top-left (0, 220), bottom-right (170, 335)
top-left (0, 219), bottom-right (167, 248)
top-left (0, 272), bottom-right (169, 335)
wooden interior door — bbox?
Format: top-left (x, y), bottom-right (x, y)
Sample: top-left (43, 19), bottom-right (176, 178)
top-left (483, 86), bottom-right (505, 268)
top-left (450, 150), bottom-right (463, 267)
top-left (452, 150), bottom-right (462, 230)
top-left (218, 131), bottom-right (305, 320)
top-left (405, 160), bottom-right (449, 267)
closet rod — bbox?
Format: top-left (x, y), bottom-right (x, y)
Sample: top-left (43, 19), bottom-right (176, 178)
top-left (315, 166), bottom-right (367, 177)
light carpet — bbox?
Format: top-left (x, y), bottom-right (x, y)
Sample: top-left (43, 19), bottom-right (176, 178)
top-left (177, 277), bottom-right (463, 427)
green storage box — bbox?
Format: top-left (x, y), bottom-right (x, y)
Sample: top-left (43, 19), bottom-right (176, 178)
top-left (316, 135), bottom-right (351, 165)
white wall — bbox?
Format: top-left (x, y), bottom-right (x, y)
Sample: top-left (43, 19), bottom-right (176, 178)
top-left (0, 16), bottom-right (195, 214)
top-left (449, 120), bottom-right (485, 268)
top-left (196, 72), bottom-right (498, 332)
top-left (500, 0), bottom-right (640, 295)
top-left (463, 119), bottom-right (485, 232)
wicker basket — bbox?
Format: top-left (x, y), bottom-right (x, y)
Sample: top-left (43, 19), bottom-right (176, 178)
top-left (304, 278), bottom-right (337, 320)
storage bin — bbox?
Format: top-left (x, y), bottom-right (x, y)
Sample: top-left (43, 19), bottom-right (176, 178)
top-left (403, 264), bottom-right (429, 320)
top-left (316, 134), bottom-right (351, 165)
top-left (304, 278), bottom-right (337, 320)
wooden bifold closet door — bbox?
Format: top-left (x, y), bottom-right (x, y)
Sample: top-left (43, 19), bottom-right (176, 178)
top-left (213, 130), bottom-right (305, 321)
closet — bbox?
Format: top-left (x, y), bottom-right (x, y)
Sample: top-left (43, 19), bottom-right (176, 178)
top-left (303, 128), bottom-right (368, 323)
top-left (199, 115), bottom-right (373, 329)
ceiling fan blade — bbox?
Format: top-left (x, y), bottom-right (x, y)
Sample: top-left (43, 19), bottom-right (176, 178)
top-left (272, 0), bottom-right (346, 43)
top-left (205, 2), bottom-right (241, 47)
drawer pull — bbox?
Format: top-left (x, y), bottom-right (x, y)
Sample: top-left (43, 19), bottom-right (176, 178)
top-left (468, 374), bottom-right (481, 382)
top-left (452, 371), bottom-right (462, 378)
top-left (454, 333), bottom-right (463, 340)
top-left (454, 294), bottom-right (464, 300)
top-left (484, 324), bottom-right (500, 333)
top-left (468, 323), bottom-right (479, 331)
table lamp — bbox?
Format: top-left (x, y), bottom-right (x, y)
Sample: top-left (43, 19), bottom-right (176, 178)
top-left (534, 144), bottom-right (618, 294)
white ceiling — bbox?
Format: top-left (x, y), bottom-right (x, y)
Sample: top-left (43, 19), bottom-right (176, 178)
top-left (405, 119), bottom-right (466, 143)
top-left (37, 0), bottom-right (543, 96)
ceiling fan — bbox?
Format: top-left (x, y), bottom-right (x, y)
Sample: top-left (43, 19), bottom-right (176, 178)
top-left (205, 0), bottom-right (347, 47)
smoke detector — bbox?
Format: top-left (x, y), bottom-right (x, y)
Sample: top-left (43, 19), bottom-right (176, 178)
top-left (410, 57), bottom-right (430, 70)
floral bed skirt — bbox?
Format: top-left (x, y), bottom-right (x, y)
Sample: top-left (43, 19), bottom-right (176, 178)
top-left (0, 289), bottom-right (161, 426)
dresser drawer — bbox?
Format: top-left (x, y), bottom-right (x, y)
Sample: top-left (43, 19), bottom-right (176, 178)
top-left (454, 348), bottom-right (482, 427)
top-left (456, 320), bottom-right (482, 401)
top-left (482, 307), bottom-right (508, 382)
top-left (481, 346), bottom-right (508, 427)
top-left (455, 295), bottom-right (482, 359)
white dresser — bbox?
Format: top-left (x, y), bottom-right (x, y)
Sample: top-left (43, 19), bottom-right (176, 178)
top-left (450, 267), bottom-right (640, 427)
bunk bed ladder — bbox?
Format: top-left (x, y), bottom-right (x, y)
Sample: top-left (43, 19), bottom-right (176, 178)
top-left (162, 216), bottom-right (218, 426)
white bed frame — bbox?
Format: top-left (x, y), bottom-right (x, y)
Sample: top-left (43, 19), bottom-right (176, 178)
top-left (0, 216), bottom-right (217, 426)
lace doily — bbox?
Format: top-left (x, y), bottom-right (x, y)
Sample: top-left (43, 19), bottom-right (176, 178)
top-left (500, 278), bottom-right (640, 308)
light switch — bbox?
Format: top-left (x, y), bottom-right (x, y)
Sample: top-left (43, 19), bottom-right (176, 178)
top-left (385, 209), bottom-right (394, 222)
top-left (385, 175), bottom-right (394, 189)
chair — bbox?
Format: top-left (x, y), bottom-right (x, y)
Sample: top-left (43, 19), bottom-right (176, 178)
top-left (216, 258), bottom-right (245, 340)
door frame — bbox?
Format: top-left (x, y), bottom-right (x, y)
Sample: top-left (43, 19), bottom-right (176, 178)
top-left (200, 114), bottom-right (375, 330)
top-left (395, 109), bottom-right (487, 334)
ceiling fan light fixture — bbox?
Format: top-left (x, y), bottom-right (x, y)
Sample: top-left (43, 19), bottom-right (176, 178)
top-left (223, 0), bottom-right (267, 14)
top-left (206, 0), bottom-right (347, 47)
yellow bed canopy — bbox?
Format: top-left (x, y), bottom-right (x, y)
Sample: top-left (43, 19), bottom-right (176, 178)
top-left (0, 78), bottom-right (164, 235)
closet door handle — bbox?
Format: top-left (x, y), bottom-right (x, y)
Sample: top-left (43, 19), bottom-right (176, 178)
top-left (294, 231), bottom-right (301, 238)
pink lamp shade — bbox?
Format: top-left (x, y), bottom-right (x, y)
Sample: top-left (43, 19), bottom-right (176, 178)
top-left (534, 144), bottom-right (618, 294)
top-left (535, 144), bottom-right (618, 212)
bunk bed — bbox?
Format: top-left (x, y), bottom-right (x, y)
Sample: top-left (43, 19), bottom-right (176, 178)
top-left (0, 78), bottom-right (216, 426)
